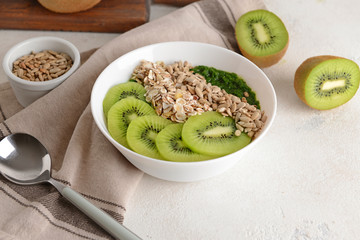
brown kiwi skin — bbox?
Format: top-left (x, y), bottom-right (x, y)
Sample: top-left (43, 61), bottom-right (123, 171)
top-left (294, 55), bottom-right (343, 109)
top-left (236, 39), bottom-right (289, 68)
top-left (37, 0), bottom-right (101, 13)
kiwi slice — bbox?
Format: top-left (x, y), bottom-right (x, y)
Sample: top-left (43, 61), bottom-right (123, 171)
top-left (294, 55), bottom-right (360, 110)
top-left (107, 98), bottom-right (156, 148)
top-left (235, 9), bottom-right (289, 68)
top-left (127, 115), bottom-right (172, 159)
top-left (156, 123), bottom-right (213, 162)
top-left (103, 82), bottom-right (147, 117)
top-left (182, 111), bottom-right (251, 157)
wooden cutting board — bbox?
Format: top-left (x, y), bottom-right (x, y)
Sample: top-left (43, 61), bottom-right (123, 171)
top-left (0, 0), bottom-right (149, 33)
top-left (153, 0), bottom-right (197, 6)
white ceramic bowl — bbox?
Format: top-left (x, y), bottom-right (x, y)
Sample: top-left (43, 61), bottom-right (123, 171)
top-left (91, 41), bottom-right (277, 182)
top-left (2, 36), bottom-right (80, 107)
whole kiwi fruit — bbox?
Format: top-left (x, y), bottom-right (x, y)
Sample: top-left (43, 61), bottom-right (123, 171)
top-left (37, 0), bottom-right (101, 13)
top-left (294, 55), bottom-right (360, 110)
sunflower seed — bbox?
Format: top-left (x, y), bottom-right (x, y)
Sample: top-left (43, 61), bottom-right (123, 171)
top-left (131, 60), bottom-right (268, 139)
top-left (11, 50), bottom-right (73, 82)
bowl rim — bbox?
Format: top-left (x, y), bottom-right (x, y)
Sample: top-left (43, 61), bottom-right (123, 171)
top-left (2, 36), bottom-right (81, 88)
top-left (91, 41), bottom-right (277, 166)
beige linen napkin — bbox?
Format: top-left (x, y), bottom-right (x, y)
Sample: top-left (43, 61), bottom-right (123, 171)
top-left (0, 0), bottom-right (265, 239)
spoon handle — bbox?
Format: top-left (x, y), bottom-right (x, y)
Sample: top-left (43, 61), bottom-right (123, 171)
top-left (50, 179), bottom-right (141, 240)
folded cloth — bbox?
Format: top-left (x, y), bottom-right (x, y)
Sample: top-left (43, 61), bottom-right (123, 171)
top-left (0, 0), bottom-right (265, 239)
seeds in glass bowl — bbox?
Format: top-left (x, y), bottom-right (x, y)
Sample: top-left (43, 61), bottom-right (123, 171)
top-left (12, 50), bottom-right (73, 81)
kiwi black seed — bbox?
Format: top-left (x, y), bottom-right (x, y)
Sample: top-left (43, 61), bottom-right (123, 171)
top-left (156, 123), bottom-right (213, 162)
top-left (103, 82), bottom-right (147, 117)
top-left (126, 115), bottom-right (172, 159)
top-left (107, 98), bottom-right (156, 148)
top-left (294, 55), bottom-right (360, 110)
top-left (181, 111), bottom-right (251, 157)
top-left (235, 9), bottom-right (289, 68)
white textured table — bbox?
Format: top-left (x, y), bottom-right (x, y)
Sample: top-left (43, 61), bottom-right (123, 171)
top-left (1, 1), bottom-right (360, 239)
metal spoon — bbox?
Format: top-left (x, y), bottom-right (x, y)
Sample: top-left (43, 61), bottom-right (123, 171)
top-left (0, 133), bottom-right (141, 240)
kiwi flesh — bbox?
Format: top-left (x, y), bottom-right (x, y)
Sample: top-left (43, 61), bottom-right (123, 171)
top-left (235, 9), bottom-right (289, 68)
top-left (103, 82), bottom-right (147, 118)
top-left (294, 55), bottom-right (360, 110)
top-left (127, 115), bottom-right (172, 159)
top-left (156, 124), bottom-right (213, 162)
top-left (107, 98), bottom-right (156, 148)
top-left (182, 111), bottom-right (251, 157)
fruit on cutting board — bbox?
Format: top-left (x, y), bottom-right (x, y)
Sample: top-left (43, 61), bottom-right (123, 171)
top-left (235, 9), bottom-right (289, 68)
top-left (107, 98), bottom-right (156, 148)
top-left (37, 0), bottom-right (101, 13)
top-left (294, 55), bottom-right (360, 110)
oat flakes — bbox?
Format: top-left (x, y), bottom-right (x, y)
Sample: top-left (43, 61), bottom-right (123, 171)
top-left (131, 60), bottom-right (267, 139)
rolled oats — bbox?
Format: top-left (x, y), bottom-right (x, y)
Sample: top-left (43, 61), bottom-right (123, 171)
top-left (131, 60), bottom-right (267, 139)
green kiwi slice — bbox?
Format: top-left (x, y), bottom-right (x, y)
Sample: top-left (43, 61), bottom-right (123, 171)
top-left (182, 111), bottom-right (251, 157)
top-left (294, 56), bottom-right (360, 110)
top-left (235, 9), bottom-right (289, 68)
top-left (107, 98), bottom-right (156, 148)
top-left (103, 82), bottom-right (147, 117)
top-left (127, 115), bottom-right (172, 159)
top-left (156, 123), bottom-right (213, 162)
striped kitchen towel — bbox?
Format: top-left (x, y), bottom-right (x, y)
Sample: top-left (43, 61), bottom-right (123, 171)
top-left (0, 0), bottom-right (265, 239)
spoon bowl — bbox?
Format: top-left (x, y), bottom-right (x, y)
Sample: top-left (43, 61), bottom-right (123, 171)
top-left (0, 133), bottom-right (141, 240)
top-left (0, 133), bottom-right (50, 184)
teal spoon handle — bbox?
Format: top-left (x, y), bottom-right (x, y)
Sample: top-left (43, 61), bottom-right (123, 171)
top-left (49, 178), bottom-right (141, 240)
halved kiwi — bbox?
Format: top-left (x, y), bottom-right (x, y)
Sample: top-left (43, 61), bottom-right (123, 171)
top-left (107, 98), bottom-right (156, 148)
top-left (182, 111), bottom-right (251, 157)
top-left (235, 9), bottom-right (289, 68)
top-left (156, 123), bottom-right (213, 162)
top-left (103, 82), bottom-right (147, 117)
top-left (127, 115), bottom-right (172, 159)
top-left (294, 55), bottom-right (360, 110)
